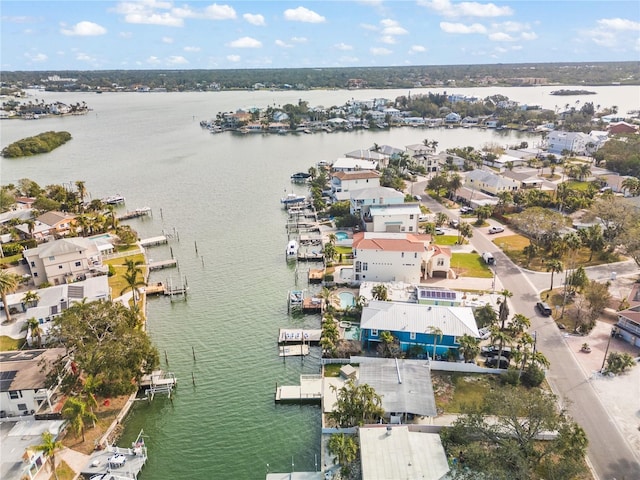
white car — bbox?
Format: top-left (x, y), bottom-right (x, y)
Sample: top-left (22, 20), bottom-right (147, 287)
top-left (488, 226), bottom-right (505, 234)
top-left (434, 227), bottom-right (445, 235)
top-left (478, 327), bottom-right (491, 339)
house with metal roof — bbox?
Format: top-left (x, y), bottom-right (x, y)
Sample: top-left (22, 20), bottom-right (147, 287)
top-left (359, 425), bottom-right (449, 480)
top-left (349, 186), bottom-right (405, 217)
top-left (367, 203), bottom-right (421, 233)
top-left (360, 300), bottom-right (479, 358)
top-left (331, 157), bottom-right (378, 172)
top-left (464, 169), bottom-right (519, 197)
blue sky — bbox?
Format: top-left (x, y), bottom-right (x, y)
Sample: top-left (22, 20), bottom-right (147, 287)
top-left (2, 1), bottom-right (639, 71)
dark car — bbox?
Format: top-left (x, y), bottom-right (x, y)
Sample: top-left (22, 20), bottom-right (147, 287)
top-left (536, 301), bottom-right (552, 316)
top-left (480, 345), bottom-right (512, 359)
top-left (486, 356), bottom-right (510, 369)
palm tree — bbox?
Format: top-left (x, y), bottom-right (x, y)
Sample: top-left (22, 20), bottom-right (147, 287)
top-left (371, 284), bottom-right (388, 301)
top-left (447, 173), bottom-right (462, 200)
top-left (120, 259), bottom-right (146, 306)
top-left (0, 270), bottom-right (20, 323)
top-left (429, 326), bottom-right (444, 360)
top-left (75, 180), bottom-right (87, 213)
top-left (475, 205), bottom-right (493, 223)
top-left (34, 431), bottom-right (63, 480)
top-left (82, 374), bottom-right (100, 427)
top-left (579, 224), bottom-right (604, 261)
top-left (490, 327), bottom-right (514, 369)
top-left (328, 433), bottom-right (358, 471)
top-left (62, 397), bottom-right (97, 442)
top-left (319, 287), bottom-right (336, 313)
top-left (22, 317), bottom-right (43, 347)
top-left (457, 222), bottom-right (473, 245)
top-left (621, 177), bottom-right (640, 196)
top-left (497, 289), bottom-right (513, 330)
top-left (510, 313), bottom-right (531, 336)
top-left (379, 330), bottom-right (396, 358)
top-left (457, 334), bottom-right (480, 363)
top-left (21, 290), bottom-right (40, 308)
top-left (323, 242), bottom-right (337, 264)
top-left (435, 212), bottom-right (448, 227)
top-left (546, 259), bottom-right (563, 291)
top-left (105, 204), bottom-right (118, 230)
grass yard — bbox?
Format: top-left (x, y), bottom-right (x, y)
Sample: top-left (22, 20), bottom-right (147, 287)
top-left (0, 254), bottom-right (22, 265)
top-left (493, 234), bottom-right (530, 251)
top-left (104, 253), bottom-right (147, 298)
top-left (335, 246), bottom-right (352, 255)
top-left (451, 253), bottom-right (493, 278)
top-left (0, 335), bottom-right (24, 350)
top-left (433, 235), bottom-right (459, 246)
top-left (565, 180), bottom-right (592, 191)
top-left (433, 373), bottom-right (500, 413)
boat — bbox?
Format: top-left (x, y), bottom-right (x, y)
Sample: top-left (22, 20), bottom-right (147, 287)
top-left (286, 240), bottom-right (299, 258)
top-left (280, 193), bottom-right (306, 205)
top-left (290, 172), bottom-right (311, 181)
top-left (103, 194), bottom-right (125, 205)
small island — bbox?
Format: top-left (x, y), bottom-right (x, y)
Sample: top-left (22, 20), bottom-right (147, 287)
top-left (1, 130), bottom-right (72, 157)
top-left (550, 89), bottom-right (597, 95)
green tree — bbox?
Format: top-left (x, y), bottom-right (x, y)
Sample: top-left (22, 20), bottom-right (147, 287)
top-left (371, 284), bottom-right (388, 301)
top-left (604, 352), bottom-right (636, 375)
top-left (429, 326), bottom-right (444, 360)
top-left (121, 258), bottom-right (146, 305)
top-left (545, 259), bottom-right (563, 291)
top-left (442, 387), bottom-right (588, 479)
top-left (457, 222), bottom-right (473, 244)
top-left (328, 379), bottom-right (384, 427)
top-left (0, 270), bottom-right (20, 323)
top-left (62, 397), bottom-right (97, 442)
top-left (457, 334), bottom-right (480, 363)
top-left (497, 289), bottom-right (513, 330)
top-left (578, 224), bottom-right (604, 261)
top-left (22, 317), bottom-right (43, 347)
top-left (435, 212), bottom-right (448, 227)
top-left (474, 304), bottom-right (498, 328)
top-left (328, 433), bottom-right (358, 474)
top-left (34, 431), bottom-right (63, 480)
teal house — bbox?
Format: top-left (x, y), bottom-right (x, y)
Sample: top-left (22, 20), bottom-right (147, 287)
top-left (361, 300), bottom-right (480, 359)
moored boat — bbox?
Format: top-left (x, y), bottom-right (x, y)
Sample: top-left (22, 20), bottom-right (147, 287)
top-left (286, 240), bottom-right (299, 258)
top-left (280, 193), bottom-right (306, 205)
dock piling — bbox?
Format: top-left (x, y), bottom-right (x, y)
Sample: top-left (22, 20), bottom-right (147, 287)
top-left (194, 241), bottom-right (198, 254)
top-left (192, 372), bottom-right (196, 386)
top-left (164, 350), bottom-right (169, 366)
top-left (192, 346), bottom-right (196, 361)
top-left (160, 208), bottom-right (163, 219)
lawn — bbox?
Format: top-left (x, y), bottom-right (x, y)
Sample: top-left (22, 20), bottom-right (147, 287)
top-left (0, 254), bottom-right (22, 265)
top-left (492, 234), bottom-right (530, 251)
top-left (433, 235), bottom-right (459, 246)
top-left (0, 335), bottom-right (24, 350)
top-left (451, 253), bottom-right (493, 278)
top-left (433, 373), bottom-right (500, 413)
top-left (565, 180), bottom-right (592, 191)
top-left (104, 253), bottom-right (147, 298)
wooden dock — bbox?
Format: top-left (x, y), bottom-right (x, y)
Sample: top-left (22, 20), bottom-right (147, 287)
top-left (148, 259), bottom-right (177, 270)
top-left (140, 235), bottom-right (167, 247)
top-left (278, 344), bottom-right (310, 357)
top-left (297, 252), bottom-right (324, 262)
top-left (278, 328), bottom-right (322, 344)
top-left (117, 207), bottom-right (152, 220)
top-left (143, 281), bottom-right (188, 298)
top-left (308, 269), bottom-right (324, 283)
top-left (275, 374), bottom-right (322, 403)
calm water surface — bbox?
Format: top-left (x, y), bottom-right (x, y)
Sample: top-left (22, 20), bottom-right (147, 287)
top-left (1, 85), bottom-right (637, 478)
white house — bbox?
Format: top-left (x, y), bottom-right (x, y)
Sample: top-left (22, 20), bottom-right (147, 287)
top-left (331, 170), bottom-right (381, 195)
top-left (546, 131), bottom-right (591, 155)
top-left (331, 158), bottom-right (378, 172)
top-left (464, 169), bottom-right (519, 196)
top-left (0, 348), bottom-right (70, 417)
top-left (367, 203), bottom-right (421, 233)
top-left (350, 186), bottom-right (405, 217)
top-left (23, 237), bottom-right (107, 286)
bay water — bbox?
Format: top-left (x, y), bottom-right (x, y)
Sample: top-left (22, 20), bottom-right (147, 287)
top-left (1, 85), bottom-right (637, 478)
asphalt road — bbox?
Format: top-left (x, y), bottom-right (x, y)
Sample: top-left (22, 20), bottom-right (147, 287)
top-left (415, 184), bottom-right (640, 479)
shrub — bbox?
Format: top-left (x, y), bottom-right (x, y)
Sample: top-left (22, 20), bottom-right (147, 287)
top-left (522, 364), bottom-right (545, 387)
top-left (501, 367), bottom-right (521, 386)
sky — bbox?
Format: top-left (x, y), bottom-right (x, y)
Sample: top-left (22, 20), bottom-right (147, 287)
top-left (1, 0), bottom-right (639, 71)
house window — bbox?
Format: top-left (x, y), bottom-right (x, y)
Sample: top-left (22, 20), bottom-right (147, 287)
top-left (17, 403), bottom-right (27, 412)
top-left (30, 261), bottom-right (35, 267)
top-left (59, 265), bottom-right (63, 269)
top-left (401, 252), bottom-right (404, 258)
top-left (9, 391), bottom-right (21, 399)
top-left (33, 272), bottom-right (38, 277)
top-left (371, 329), bottom-right (378, 337)
top-left (75, 261), bottom-right (81, 267)
top-left (410, 332), bottom-right (416, 340)
top-left (355, 261), bottom-right (361, 273)
top-left (49, 256), bottom-right (55, 261)
top-left (437, 258), bottom-right (445, 266)
top-left (362, 262), bottom-right (368, 271)
top-left (410, 214), bottom-right (414, 219)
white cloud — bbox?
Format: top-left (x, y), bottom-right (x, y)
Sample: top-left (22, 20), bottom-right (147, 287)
top-left (410, 45), bottom-right (426, 52)
top-left (488, 32), bottom-right (515, 42)
top-left (597, 18), bottom-right (640, 31)
top-left (243, 13), bottom-right (265, 26)
top-left (119, 31), bottom-right (133, 38)
top-left (275, 39), bottom-right (292, 48)
top-left (228, 36), bottom-right (262, 48)
top-left (380, 19), bottom-right (408, 36)
top-left (381, 35), bottom-right (396, 44)
top-left (123, 12), bottom-right (183, 26)
top-left (60, 21), bottom-right (107, 36)
top-left (76, 52), bottom-right (96, 62)
top-left (203, 4), bottom-right (236, 20)
top-left (184, 46), bottom-right (200, 52)
top-left (146, 56), bottom-right (162, 65)
top-left (520, 31), bottom-right (537, 41)
top-left (360, 23), bottom-right (378, 31)
top-left (419, 0), bottom-right (513, 18)
top-left (115, 1), bottom-right (184, 27)
top-left (162, 36), bottom-right (173, 43)
top-left (24, 52), bottom-right (47, 62)
top-left (440, 22), bottom-right (486, 34)
top-left (370, 47), bottom-right (392, 55)
top-left (334, 42), bottom-right (353, 51)
top-left (167, 55), bottom-right (188, 65)
top-left (283, 6), bottom-right (325, 23)
top-left (291, 37), bottom-right (307, 43)
top-left (227, 54), bottom-right (241, 62)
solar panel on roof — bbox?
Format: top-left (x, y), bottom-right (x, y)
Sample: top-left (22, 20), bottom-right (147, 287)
top-left (0, 370), bottom-right (17, 392)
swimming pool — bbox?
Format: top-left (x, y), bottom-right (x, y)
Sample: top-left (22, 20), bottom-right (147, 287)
top-left (335, 231), bottom-right (348, 241)
top-left (339, 291), bottom-right (355, 309)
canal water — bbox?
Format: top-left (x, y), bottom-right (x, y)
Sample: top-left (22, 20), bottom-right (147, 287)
top-left (1, 85), bottom-right (636, 478)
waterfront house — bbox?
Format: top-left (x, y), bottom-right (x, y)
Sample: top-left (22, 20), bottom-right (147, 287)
top-left (344, 149), bottom-right (387, 166)
top-left (330, 170), bottom-right (381, 199)
top-left (616, 283), bottom-right (640, 348)
top-left (546, 130), bottom-right (591, 155)
top-left (30, 211), bottom-right (76, 239)
top-left (366, 203), bottom-right (421, 233)
top-left (331, 157), bottom-right (378, 172)
top-left (444, 112), bottom-right (461, 124)
top-left (485, 153), bottom-right (526, 170)
top-left (352, 232), bottom-right (430, 284)
top-left (360, 300), bottom-right (479, 358)
top-left (370, 144), bottom-right (403, 162)
top-left (608, 121), bottom-right (638, 135)
top-left (501, 169), bottom-right (548, 190)
top-left (23, 237), bottom-right (107, 286)
top-left (0, 348), bottom-right (70, 417)
top-left (359, 426), bottom-right (449, 480)
top-left (349, 186), bottom-right (405, 217)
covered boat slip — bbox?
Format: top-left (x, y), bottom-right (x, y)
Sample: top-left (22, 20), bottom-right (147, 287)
top-left (81, 431), bottom-right (148, 480)
top-left (275, 375), bottom-right (322, 402)
top-left (278, 328), bottom-right (322, 344)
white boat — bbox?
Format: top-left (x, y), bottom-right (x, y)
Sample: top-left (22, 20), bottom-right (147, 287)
top-left (104, 194), bottom-right (125, 205)
top-left (286, 240), bottom-right (299, 258)
top-left (281, 193), bottom-right (306, 205)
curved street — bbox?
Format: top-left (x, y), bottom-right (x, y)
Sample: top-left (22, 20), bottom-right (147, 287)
top-left (414, 181), bottom-right (640, 479)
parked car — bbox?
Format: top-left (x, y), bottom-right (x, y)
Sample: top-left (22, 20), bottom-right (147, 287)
top-left (434, 227), bottom-right (445, 235)
top-left (486, 356), bottom-right (510, 369)
top-left (460, 206), bottom-right (474, 214)
top-left (535, 301), bottom-right (552, 316)
top-left (449, 219), bottom-right (459, 228)
top-left (478, 327), bottom-right (491, 340)
top-left (488, 226), bottom-right (505, 234)
top-left (413, 195), bottom-right (421, 201)
top-left (481, 252), bottom-right (495, 265)
top-left (419, 214), bottom-right (430, 222)
top-left (481, 345), bottom-right (512, 358)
